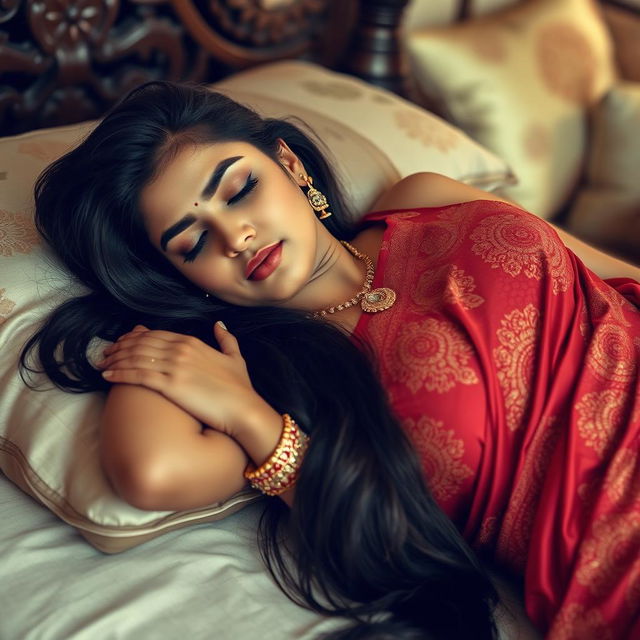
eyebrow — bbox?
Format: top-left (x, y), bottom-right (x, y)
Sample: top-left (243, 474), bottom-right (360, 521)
top-left (159, 155), bottom-right (244, 252)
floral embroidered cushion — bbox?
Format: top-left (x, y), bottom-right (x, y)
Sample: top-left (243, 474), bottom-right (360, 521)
top-left (405, 0), bottom-right (616, 218)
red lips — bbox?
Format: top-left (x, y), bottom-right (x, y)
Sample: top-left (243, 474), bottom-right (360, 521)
top-left (245, 241), bottom-right (283, 280)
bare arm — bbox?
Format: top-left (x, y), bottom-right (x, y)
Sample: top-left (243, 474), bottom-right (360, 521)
top-left (100, 324), bottom-right (294, 511)
top-left (101, 384), bottom-right (245, 510)
top-left (371, 172), bottom-right (640, 281)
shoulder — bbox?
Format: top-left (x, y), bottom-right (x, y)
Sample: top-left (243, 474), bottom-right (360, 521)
top-left (369, 172), bottom-right (512, 213)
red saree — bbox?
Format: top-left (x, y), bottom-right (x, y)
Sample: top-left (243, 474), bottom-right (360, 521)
top-left (352, 201), bottom-right (640, 639)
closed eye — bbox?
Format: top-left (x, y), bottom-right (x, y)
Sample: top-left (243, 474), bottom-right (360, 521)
top-left (227, 175), bottom-right (258, 205)
top-left (182, 175), bottom-right (258, 263)
top-left (183, 230), bottom-right (208, 263)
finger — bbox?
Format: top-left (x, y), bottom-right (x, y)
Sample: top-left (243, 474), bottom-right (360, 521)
top-left (118, 329), bottom-right (192, 343)
top-left (99, 351), bottom-right (168, 372)
top-left (107, 332), bottom-right (179, 354)
top-left (214, 321), bottom-right (241, 356)
top-left (102, 367), bottom-right (168, 392)
top-left (103, 339), bottom-right (161, 359)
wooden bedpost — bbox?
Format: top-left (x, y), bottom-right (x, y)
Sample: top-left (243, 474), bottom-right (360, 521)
top-left (339, 0), bottom-right (412, 98)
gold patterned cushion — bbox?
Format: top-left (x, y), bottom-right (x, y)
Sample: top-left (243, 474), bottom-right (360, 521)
top-left (566, 81), bottom-right (640, 262)
top-left (0, 60), bottom-right (513, 552)
top-left (403, 0), bottom-right (461, 29)
top-left (403, 0), bottom-right (522, 30)
top-left (215, 61), bottom-right (514, 195)
top-left (405, 0), bottom-right (617, 218)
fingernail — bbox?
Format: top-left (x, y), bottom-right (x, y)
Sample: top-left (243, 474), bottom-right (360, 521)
top-left (102, 370), bottom-right (113, 378)
top-left (217, 320), bottom-right (227, 331)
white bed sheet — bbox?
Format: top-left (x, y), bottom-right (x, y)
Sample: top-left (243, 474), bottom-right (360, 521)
top-left (0, 475), bottom-right (541, 640)
top-left (0, 475), bottom-right (344, 640)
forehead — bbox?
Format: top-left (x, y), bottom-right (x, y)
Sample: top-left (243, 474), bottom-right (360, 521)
top-left (140, 140), bottom-right (267, 228)
top-left (149, 139), bottom-right (262, 189)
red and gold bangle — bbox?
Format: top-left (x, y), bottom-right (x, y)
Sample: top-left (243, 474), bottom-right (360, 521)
top-left (244, 413), bottom-right (310, 496)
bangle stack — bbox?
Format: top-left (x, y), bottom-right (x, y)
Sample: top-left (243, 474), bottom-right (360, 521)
top-left (244, 414), bottom-right (310, 496)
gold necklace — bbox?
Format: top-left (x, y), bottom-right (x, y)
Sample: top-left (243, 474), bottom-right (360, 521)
top-left (313, 241), bottom-right (396, 318)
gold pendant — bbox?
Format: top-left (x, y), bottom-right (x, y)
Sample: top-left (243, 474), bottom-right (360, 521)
top-left (360, 287), bottom-right (396, 313)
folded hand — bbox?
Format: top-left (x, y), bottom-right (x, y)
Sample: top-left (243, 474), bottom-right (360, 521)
top-left (97, 322), bottom-right (265, 438)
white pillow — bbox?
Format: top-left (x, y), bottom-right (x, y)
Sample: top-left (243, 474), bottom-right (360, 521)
top-left (0, 60), bottom-right (513, 552)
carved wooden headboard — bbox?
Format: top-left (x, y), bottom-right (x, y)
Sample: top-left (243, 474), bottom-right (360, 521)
top-left (3, 0), bottom-right (634, 136)
top-left (0, 0), bottom-right (411, 135)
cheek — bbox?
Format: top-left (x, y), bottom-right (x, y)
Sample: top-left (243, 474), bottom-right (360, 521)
top-left (167, 256), bottom-right (213, 291)
top-left (264, 177), bottom-right (308, 214)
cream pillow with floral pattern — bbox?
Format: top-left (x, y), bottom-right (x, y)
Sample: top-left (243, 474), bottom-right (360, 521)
top-left (0, 61), bottom-right (513, 553)
top-left (567, 81), bottom-right (640, 263)
top-left (405, 0), bottom-right (617, 218)
top-left (215, 61), bottom-right (515, 193)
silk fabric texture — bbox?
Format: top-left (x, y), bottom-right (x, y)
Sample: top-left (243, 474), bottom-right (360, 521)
top-left (352, 200), bottom-right (640, 638)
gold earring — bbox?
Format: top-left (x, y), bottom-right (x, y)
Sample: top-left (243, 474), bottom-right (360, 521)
top-left (299, 173), bottom-right (332, 220)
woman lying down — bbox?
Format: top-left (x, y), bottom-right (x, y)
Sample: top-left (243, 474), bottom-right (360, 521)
top-left (21, 81), bottom-right (640, 639)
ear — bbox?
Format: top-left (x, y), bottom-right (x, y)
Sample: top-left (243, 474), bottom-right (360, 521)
top-left (276, 138), bottom-right (307, 186)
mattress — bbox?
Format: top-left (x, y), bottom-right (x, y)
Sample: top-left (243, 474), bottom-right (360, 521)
top-left (0, 475), bottom-right (344, 640)
top-left (1, 474), bottom-right (542, 640)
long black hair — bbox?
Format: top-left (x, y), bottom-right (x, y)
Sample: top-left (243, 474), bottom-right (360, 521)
top-left (21, 81), bottom-right (499, 638)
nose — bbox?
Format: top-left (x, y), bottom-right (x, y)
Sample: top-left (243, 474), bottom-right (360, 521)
top-left (219, 222), bottom-right (256, 257)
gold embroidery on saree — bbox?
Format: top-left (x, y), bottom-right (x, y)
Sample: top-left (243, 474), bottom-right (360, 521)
top-left (548, 603), bottom-right (612, 640)
top-left (576, 390), bottom-right (625, 458)
top-left (470, 213), bottom-right (572, 294)
top-left (478, 516), bottom-right (499, 548)
top-left (403, 414), bottom-right (474, 502)
top-left (575, 512), bottom-right (640, 598)
top-left (417, 205), bottom-right (474, 264)
top-left (494, 304), bottom-right (540, 431)
top-left (412, 264), bottom-right (485, 312)
top-left (496, 416), bottom-right (560, 572)
top-left (388, 318), bottom-right (479, 394)
top-left (586, 323), bottom-right (635, 387)
top-left (604, 447), bottom-right (640, 507)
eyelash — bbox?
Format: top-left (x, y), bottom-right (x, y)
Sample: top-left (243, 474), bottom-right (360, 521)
top-left (182, 175), bottom-right (259, 263)
top-left (183, 230), bottom-right (208, 263)
top-left (227, 174), bottom-right (259, 205)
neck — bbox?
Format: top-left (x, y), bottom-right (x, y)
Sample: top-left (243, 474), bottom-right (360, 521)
top-left (307, 237), bottom-right (367, 313)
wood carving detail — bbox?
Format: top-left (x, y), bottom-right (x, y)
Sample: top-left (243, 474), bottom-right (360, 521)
top-left (0, 0), bottom-right (200, 134)
top-left (207, 0), bottom-right (326, 46)
top-left (28, 0), bottom-right (119, 54)
top-left (0, 0), bottom-right (409, 134)
top-left (0, 0), bottom-right (21, 23)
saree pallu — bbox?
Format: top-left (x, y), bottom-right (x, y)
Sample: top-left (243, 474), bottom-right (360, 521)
top-left (352, 201), bottom-right (640, 638)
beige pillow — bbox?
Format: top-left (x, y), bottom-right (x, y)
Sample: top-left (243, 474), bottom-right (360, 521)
top-left (403, 0), bottom-right (520, 31)
top-left (566, 81), bottom-right (640, 262)
top-left (405, 0), bottom-right (617, 218)
top-left (0, 61), bottom-right (513, 553)
top-left (215, 61), bottom-right (515, 196)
